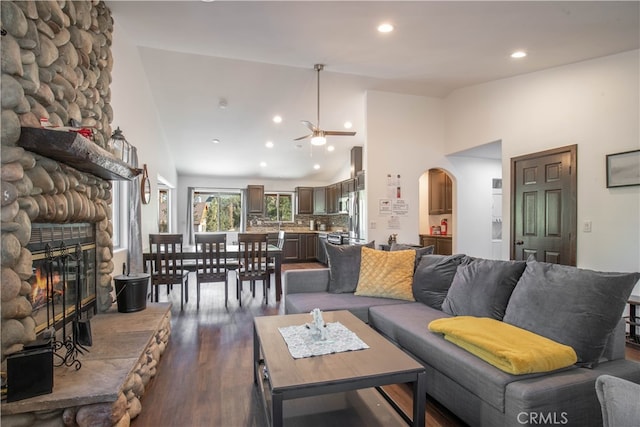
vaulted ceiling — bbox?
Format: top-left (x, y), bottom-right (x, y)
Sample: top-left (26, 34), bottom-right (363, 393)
top-left (107, 1), bottom-right (639, 182)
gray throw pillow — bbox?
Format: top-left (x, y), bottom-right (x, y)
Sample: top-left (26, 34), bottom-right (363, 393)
top-left (503, 258), bottom-right (640, 368)
top-left (325, 241), bottom-right (375, 293)
top-left (391, 242), bottom-right (435, 270)
top-left (441, 258), bottom-right (526, 320)
top-left (412, 254), bottom-right (466, 310)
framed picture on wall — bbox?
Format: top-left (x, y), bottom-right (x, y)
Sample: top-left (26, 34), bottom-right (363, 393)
top-left (606, 149), bottom-right (640, 188)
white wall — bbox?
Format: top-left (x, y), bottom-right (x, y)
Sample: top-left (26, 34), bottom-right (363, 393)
top-left (448, 156), bottom-right (503, 257)
top-left (110, 22), bottom-right (179, 254)
top-left (108, 23), bottom-right (639, 295)
top-left (445, 50), bottom-right (640, 292)
top-left (365, 91), bottom-right (445, 246)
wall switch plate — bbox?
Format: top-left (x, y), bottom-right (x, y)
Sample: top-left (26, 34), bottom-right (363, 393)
top-left (370, 221), bottom-right (376, 229)
top-left (583, 220), bottom-right (592, 232)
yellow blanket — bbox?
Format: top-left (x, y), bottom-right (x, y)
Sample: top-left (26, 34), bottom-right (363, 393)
top-left (428, 316), bottom-right (577, 375)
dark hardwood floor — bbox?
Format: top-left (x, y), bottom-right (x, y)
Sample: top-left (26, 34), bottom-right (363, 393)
top-left (131, 264), bottom-right (639, 427)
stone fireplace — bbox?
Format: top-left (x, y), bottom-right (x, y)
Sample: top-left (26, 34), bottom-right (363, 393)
top-left (2, 0), bottom-right (117, 360)
top-left (1, 2), bottom-right (170, 426)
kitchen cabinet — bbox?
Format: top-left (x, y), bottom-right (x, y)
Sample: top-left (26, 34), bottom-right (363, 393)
top-left (246, 185), bottom-right (264, 214)
top-left (296, 187), bottom-right (314, 214)
top-left (326, 184), bottom-right (339, 214)
top-left (283, 234), bottom-right (300, 261)
top-left (275, 232), bottom-right (319, 262)
top-left (356, 172), bottom-right (365, 191)
top-left (428, 169), bottom-right (452, 215)
top-left (341, 179), bottom-right (355, 196)
top-left (313, 187), bottom-right (326, 214)
top-left (309, 174), bottom-right (364, 216)
top-left (299, 233), bottom-right (318, 261)
top-left (420, 235), bottom-right (452, 255)
top-left (351, 146), bottom-right (363, 177)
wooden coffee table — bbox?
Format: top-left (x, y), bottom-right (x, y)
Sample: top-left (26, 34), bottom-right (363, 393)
top-left (253, 310), bottom-right (426, 426)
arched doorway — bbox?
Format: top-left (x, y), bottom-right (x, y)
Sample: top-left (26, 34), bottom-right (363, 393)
top-left (418, 168), bottom-right (454, 255)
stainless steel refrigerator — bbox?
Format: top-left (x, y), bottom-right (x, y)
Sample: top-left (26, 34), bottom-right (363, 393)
top-left (348, 190), bottom-right (367, 244)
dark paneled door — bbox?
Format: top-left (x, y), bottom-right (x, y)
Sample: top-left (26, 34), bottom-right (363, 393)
top-left (511, 145), bottom-right (577, 265)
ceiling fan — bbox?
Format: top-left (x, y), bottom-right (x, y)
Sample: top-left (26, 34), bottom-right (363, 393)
top-left (294, 64), bottom-right (356, 146)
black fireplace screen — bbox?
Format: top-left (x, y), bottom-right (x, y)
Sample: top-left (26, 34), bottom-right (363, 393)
top-left (28, 224), bottom-right (97, 336)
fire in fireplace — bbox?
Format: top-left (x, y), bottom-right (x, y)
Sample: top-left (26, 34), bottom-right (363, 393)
top-left (28, 224), bottom-right (97, 337)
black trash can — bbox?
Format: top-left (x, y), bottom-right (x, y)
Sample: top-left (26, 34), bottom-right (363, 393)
top-left (114, 273), bottom-right (149, 313)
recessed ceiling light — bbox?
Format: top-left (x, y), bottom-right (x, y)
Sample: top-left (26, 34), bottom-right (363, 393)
top-left (273, 115), bottom-right (282, 123)
top-left (212, 138), bottom-right (220, 144)
top-left (260, 161), bottom-right (267, 167)
top-left (377, 23), bottom-right (394, 33)
top-left (344, 121), bottom-right (353, 129)
top-left (327, 145), bottom-right (335, 152)
top-left (511, 51), bottom-right (527, 59)
top-left (218, 98), bottom-right (228, 109)
top-left (265, 141), bottom-right (274, 148)
top-left (314, 164), bottom-right (320, 170)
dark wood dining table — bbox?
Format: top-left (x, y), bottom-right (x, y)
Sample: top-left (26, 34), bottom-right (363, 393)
top-left (142, 244), bottom-right (284, 302)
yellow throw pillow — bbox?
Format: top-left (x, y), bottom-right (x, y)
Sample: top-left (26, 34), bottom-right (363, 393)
top-left (354, 246), bottom-right (415, 301)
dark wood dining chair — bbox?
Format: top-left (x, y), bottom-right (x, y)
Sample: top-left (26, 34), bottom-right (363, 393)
top-left (148, 233), bottom-right (189, 310)
top-left (267, 230), bottom-right (285, 284)
top-left (236, 233), bottom-right (270, 306)
top-left (194, 233), bottom-right (237, 309)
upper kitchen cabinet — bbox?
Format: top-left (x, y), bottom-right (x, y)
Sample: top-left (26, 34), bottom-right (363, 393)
top-left (246, 185), bottom-right (264, 214)
top-left (341, 178), bottom-right (355, 196)
top-left (429, 169), bottom-right (452, 215)
top-left (356, 171), bottom-right (365, 191)
top-left (326, 183), bottom-right (339, 214)
top-left (313, 187), bottom-right (326, 214)
top-left (351, 146), bottom-right (363, 178)
top-left (296, 187), bottom-right (314, 214)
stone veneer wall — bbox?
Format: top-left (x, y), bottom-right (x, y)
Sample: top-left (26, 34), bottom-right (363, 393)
top-left (0, 2), bottom-right (165, 425)
top-left (1, 0), bottom-right (116, 361)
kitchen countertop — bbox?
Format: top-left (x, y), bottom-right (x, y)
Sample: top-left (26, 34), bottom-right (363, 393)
top-left (246, 228), bottom-right (340, 234)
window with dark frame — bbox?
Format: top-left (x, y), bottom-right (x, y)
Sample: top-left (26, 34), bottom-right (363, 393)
top-left (193, 191), bottom-right (242, 232)
top-left (264, 192), bottom-right (294, 222)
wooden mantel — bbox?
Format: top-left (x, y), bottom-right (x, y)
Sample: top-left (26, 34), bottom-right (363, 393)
top-left (16, 127), bottom-right (141, 181)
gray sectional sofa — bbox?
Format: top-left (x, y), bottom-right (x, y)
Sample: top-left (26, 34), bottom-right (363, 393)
top-left (283, 252), bottom-right (640, 427)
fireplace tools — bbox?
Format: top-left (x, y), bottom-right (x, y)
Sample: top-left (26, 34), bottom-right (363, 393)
top-left (73, 244), bottom-right (93, 347)
top-left (44, 242), bottom-right (91, 370)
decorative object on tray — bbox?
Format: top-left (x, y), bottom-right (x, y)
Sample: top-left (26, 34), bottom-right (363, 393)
top-left (306, 308), bottom-right (328, 341)
top-left (278, 309), bottom-right (369, 359)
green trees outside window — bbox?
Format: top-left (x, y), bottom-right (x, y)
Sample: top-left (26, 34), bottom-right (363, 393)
top-left (265, 193), bottom-right (293, 222)
top-left (194, 192), bottom-right (241, 232)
